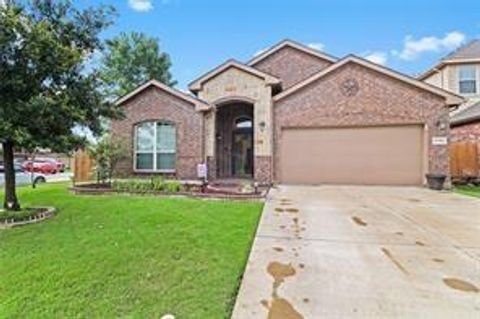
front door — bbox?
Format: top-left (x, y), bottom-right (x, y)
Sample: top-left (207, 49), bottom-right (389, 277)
top-left (232, 131), bottom-right (253, 177)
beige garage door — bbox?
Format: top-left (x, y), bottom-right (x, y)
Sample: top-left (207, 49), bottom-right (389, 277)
top-left (280, 125), bottom-right (424, 185)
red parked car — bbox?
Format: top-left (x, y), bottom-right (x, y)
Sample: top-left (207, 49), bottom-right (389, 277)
top-left (36, 157), bottom-right (65, 173)
top-left (22, 160), bottom-right (58, 174)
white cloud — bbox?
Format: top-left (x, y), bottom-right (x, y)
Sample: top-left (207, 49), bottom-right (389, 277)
top-left (307, 42), bottom-right (325, 51)
top-left (364, 51), bottom-right (388, 65)
top-left (395, 31), bottom-right (466, 60)
top-left (128, 0), bottom-right (154, 12)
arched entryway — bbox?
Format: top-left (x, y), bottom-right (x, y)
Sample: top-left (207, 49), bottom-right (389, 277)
top-left (215, 101), bottom-right (254, 178)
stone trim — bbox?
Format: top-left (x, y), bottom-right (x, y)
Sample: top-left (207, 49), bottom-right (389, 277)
top-left (254, 156), bottom-right (272, 183)
top-left (189, 59), bottom-right (281, 93)
top-left (206, 156), bottom-right (217, 180)
top-left (0, 207), bottom-right (56, 229)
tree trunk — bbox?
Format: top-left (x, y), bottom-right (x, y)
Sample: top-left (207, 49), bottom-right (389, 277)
top-left (2, 141), bottom-right (20, 211)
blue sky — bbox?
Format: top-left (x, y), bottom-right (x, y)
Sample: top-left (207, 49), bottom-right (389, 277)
top-left (84, 0), bottom-right (480, 90)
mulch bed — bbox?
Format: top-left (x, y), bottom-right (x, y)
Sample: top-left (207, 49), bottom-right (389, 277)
top-left (70, 183), bottom-right (267, 201)
top-left (0, 207), bottom-right (56, 229)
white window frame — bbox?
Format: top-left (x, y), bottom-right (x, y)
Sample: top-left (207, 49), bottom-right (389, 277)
top-left (133, 121), bottom-right (176, 173)
top-left (458, 65), bottom-right (478, 95)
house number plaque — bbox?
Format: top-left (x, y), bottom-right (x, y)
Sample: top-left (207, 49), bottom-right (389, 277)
top-left (432, 136), bottom-right (448, 146)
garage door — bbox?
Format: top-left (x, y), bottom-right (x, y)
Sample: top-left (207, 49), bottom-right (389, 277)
top-left (280, 125), bottom-right (424, 185)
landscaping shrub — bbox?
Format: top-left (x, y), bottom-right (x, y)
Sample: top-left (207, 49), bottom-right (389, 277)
top-left (152, 177), bottom-right (165, 191)
top-left (132, 180), bottom-right (152, 192)
top-left (164, 180), bottom-right (181, 193)
top-left (112, 178), bottom-right (182, 193)
top-left (88, 135), bottom-right (127, 184)
top-left (0, 208), bottom-right (41, 222)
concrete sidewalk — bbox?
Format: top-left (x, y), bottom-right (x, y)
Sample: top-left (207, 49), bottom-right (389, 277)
top-left (232, 185), bottom-right (480, 319)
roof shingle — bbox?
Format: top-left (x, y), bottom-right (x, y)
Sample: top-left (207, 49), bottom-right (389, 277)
top-left (451, 101), bottom-right (480, 125)
top-left (443, 39), bottom-right (480, 61)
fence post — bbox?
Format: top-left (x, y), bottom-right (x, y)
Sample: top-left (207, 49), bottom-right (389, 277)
top-left (73, 150), bottom-right (94, 184)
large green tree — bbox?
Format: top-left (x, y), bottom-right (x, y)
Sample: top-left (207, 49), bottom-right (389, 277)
top-left (0, 0), bottom-right (121, 211)
top-left (100, 32), bottom-right (176, 99)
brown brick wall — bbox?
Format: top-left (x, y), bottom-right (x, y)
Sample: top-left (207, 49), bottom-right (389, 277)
top-left (273, 62), bottom-right (450, 182)
top-left (252, 46), bottom-right (333, 89)
top-left (450, 122), bottom-right (480, 142)
top-left (111, 86), bottom-right (204, 179)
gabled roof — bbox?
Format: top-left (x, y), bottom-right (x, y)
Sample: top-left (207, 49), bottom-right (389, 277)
top-left (188, 59), bottom-right (281, 93)
top-left (451, 101), bottom-right (480, 126)
top-left (115, 80), bottom-right (211, 111)
top-left (274, 55), bottom-right (464, 106)
top-left (418, 39), bottom-right (480, 80)
top-left (444, 39), bottom-right (480, 61)
top-left (248, 39), bottom-right (338, 66)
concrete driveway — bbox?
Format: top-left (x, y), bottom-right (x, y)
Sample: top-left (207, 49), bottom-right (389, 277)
top-left (232, 185), bottom-right (480, 319)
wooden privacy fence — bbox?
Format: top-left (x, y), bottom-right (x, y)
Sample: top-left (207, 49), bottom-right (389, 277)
top-left (73, 150), bottom-right (94, 183)
top-left (450, 141), bottom-right (480, 179)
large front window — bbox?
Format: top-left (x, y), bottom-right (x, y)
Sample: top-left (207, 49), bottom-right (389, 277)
top-left (135, 122), bottom-right (176, 171)
top-left (458, 65), bottom-right (477, 94)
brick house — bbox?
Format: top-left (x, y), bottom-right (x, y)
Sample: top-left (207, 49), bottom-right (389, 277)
top-left (419, 40), bottom-right (480, 178)
top-left (111, 39), bottom-right (463, 185)
top-left (419, 40), bottom-right (480, 141)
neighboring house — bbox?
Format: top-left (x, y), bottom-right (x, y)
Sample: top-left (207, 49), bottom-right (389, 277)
top-left (419, 40), bottom-right (480, 143)
top-left (112, 39), bottom-right (462, 186)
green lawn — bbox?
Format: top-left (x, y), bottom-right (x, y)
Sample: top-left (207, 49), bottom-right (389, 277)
top-left (454, 185), bottom-right (480, 198)
top-left (0, 183), bottom-right (263, 318)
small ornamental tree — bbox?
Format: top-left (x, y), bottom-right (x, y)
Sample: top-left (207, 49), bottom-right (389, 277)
top-left (0, 1), bottom-right (122, 210)
top-left (88, 135), bottom-right (126, 184)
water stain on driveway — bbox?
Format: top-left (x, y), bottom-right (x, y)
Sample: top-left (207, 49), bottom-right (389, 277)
top-left (267, 261), bottom-right (296, 297)
top-left (381, 247), bottom-right (409, 275)
top-left (443, 278), bottom-right (479, 293)
top-left (292, 217), bottom-right (302, 238)
top-left (415, 240), bottom-right (426, 246)
top-left (260, 299), bottom-right (269, 308)
top-left (286, 208), bottom-right (299, 213)
top-left (263, 262), bottom-right (304, 319)
top-left (352, 216), bottom-right (367, 226)
top-left (267, 298), bottom-right (303, 319)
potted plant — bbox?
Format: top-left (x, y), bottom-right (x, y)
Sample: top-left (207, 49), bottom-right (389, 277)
top-left (426, 173), bottom-right (447, 190)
